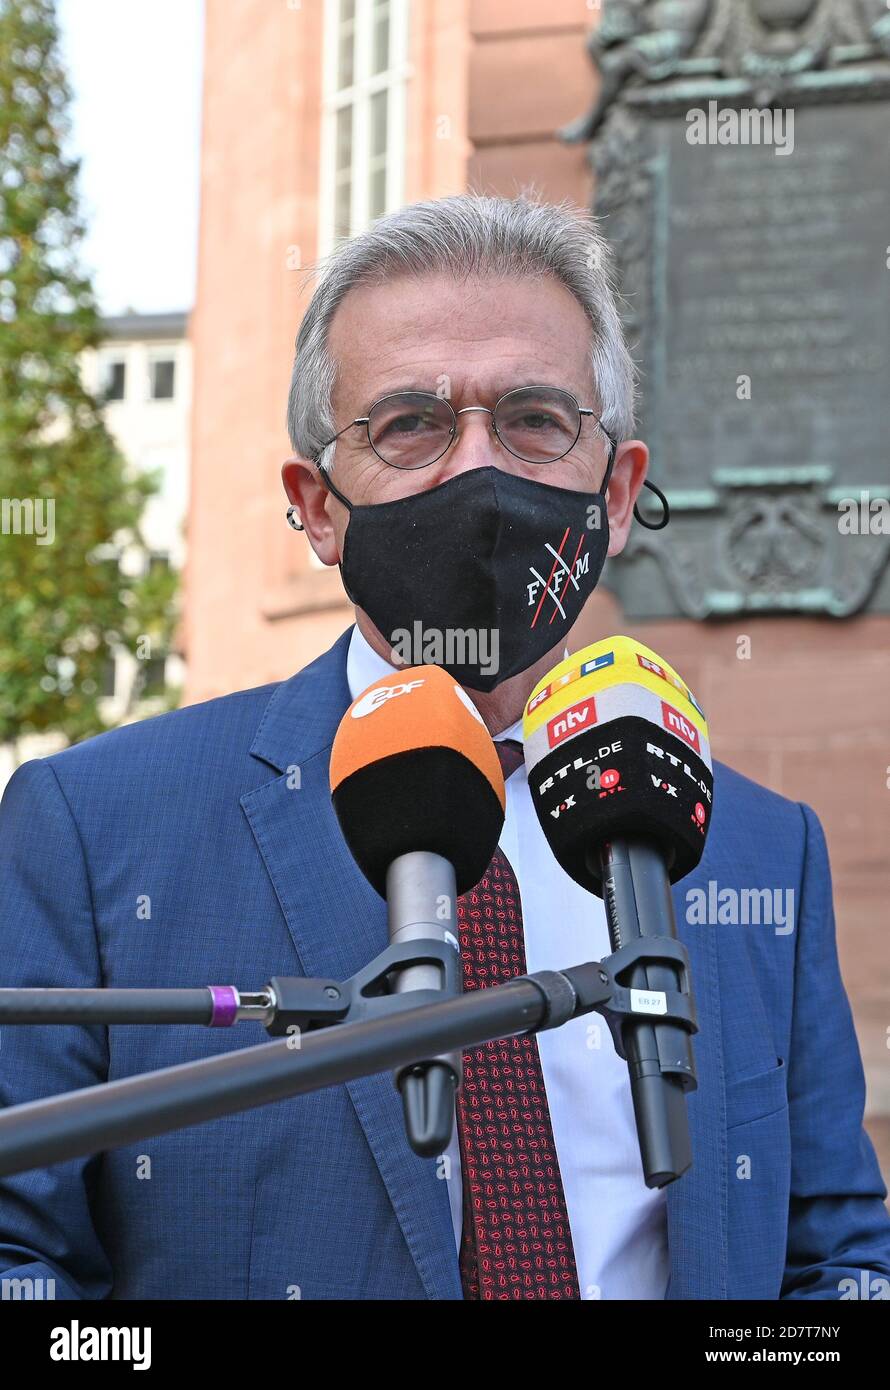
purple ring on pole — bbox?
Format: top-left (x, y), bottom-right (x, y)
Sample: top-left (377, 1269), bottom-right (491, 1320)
top-left (208, 986), bottom-right (239, 1028)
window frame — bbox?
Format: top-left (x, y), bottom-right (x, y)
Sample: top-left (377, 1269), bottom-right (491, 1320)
top-left (99, 355), bottom-right (127, 403)
top-left (147, 354), bottom-right (177, 402)
top-left (318, 0), bottom-right (410, 256)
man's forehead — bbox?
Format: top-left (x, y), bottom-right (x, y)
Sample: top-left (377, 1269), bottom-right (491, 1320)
top-left (329, 269), bottom-right (587, 332)
top-left (328, 271), bottom-right (594, 404)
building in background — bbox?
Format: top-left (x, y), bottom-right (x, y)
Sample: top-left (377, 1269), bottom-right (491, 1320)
top-left (186, 0), bottom-right (596, 699)
top-left (0, 309), bottom-right (191, 791)
top-left (79, 310), bottom-right (191, 718)
top-left (186, 0), bottom-right (890, 1183)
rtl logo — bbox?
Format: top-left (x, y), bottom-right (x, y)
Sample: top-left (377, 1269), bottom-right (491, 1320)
top-left (598, 767), bottom-right (624, 798)
top-left (527, 684), bottom-right (551, 715)
top-left (638, 654), bottom-right (666, 679)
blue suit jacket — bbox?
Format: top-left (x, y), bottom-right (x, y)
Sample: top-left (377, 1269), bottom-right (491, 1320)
top-left (1, 625), bottom-right (888, 1300)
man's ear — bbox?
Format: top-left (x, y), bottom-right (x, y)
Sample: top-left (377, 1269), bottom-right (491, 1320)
top-left (281, 456), bottom-right (341, 565)
top-left (604, 439), bottom-right (649, 558)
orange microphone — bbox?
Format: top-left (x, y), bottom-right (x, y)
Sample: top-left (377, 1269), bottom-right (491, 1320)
top-left (330, 664), bottom-right (505, 1154)
top-left (330, 664), bottom-right (505, 897)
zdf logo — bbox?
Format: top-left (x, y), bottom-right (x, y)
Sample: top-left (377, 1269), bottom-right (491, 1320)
top-left (351, 679), bottom-right (425, 719)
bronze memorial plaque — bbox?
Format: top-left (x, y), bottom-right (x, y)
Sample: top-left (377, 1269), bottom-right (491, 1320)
top-left (563, 0), bottom-right (890, 619)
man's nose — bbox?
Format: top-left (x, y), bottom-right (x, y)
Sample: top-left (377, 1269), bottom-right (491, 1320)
top-left (435, 408), bottom-right (503, 482)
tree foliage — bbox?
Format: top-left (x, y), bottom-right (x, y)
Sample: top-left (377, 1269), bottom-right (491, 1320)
top-left (0, 0), bottom-right (178, 748)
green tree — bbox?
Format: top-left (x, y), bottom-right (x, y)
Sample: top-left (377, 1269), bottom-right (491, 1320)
top-left (0, 0), bottom-right (178, 757)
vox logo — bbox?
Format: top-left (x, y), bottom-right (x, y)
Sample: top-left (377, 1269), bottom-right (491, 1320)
top-left (650, 774), bottom-right (678, 798)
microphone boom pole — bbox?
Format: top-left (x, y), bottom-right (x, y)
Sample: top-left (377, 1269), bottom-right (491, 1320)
top-left (0, 941), bottom-right (695, 1179)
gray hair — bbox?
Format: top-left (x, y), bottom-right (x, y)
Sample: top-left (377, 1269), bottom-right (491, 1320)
top-left (286, 190), bottom-right (636, 471)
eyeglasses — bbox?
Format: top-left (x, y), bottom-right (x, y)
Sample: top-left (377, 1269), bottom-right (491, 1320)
top-left (315, 386), bottom-right (617, 471)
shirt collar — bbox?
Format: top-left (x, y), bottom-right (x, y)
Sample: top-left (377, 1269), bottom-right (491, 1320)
top-left (345, 624), bottom-right (524, 744)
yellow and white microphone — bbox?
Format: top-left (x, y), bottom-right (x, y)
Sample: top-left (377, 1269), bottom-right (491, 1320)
top-left (523, 634), bottom-right (712, 897)
top-left (523, 635), bottom-right (711, 1187)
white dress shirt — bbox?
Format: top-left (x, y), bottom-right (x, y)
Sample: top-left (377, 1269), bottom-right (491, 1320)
top-left (345, 623), bottom-right (669, 1299)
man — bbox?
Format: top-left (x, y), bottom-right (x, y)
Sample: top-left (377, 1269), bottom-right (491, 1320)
top-left (1, 193), bottom-right (888, 1300)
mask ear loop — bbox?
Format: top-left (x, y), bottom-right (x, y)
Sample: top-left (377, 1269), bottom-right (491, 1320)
top-left (600, 435), bottom-right (618, 493)
top-left (314, 456), bottom-right (353, 512)
top-left (634, 478), bottom-right (670, 530)
top-left (600, 431), bottom-right (670, 530)
top-left (286, 453), bottom-right (356, 530)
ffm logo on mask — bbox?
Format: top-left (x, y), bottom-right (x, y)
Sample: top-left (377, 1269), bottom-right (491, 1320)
top-left (525, 546), bottom-right (589, 613)
top-left (546, 697), bottom-right (597, 749)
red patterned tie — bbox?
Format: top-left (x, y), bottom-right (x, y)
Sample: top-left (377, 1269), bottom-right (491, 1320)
top-left (455, 737), bottom-right (581, 1300)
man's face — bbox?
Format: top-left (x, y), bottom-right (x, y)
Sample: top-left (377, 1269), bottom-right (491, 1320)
top-left (283, 271), bottom-right (648, 711)
top-left (326, 270), bottom-right (609, 505)
top-left (284, 271), bottom-right (647, 568)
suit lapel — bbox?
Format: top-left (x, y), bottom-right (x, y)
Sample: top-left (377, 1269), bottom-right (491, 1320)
top-left (240, 626), bottom-right (461, 1300)
top-left (665, 831), bottom-right (729, 1299)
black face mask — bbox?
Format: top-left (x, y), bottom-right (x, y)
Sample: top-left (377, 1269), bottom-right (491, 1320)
top-left (319, 463), bottom-right (617, 692)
